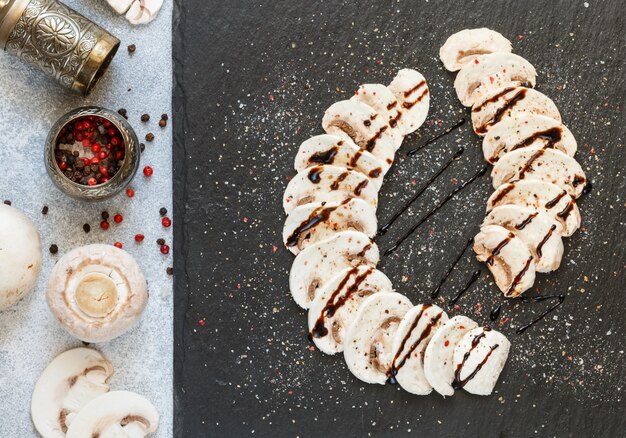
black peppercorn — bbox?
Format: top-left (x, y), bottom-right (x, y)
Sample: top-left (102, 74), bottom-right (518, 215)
top-left (49, 244), bottom-right (58, 254)
top-left (159, 207), bottom-right (167, 216)
top-left (101, 211), bottom-right (110, 220)
top-left (145, 132), bottom-right (155, 142)
top-left (157, 238), bottom-right (165, 245)
top-left (159, 119), bottom-right (167, 128)
top-left (140, 143), bottom-right (145, 152)
top-left (117, 108), bottom-right (128, 119)
top-left (166, 267), bottom-right (173, 276)
top-left (42, 206), bottom-right (48, 215)
top-left (161, 113), bottom-right (168, 121)
top-left (141, 114), bottom-right (150, 122)
top-left (127, 44), bottom-right (136, 53)
top-left (3, 200), bottom-right (11, 205)
top-left (83, 224), bottom-right (91, 233)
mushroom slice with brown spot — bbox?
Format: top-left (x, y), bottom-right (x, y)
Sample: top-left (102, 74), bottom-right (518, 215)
top-left (343, 292), bottom-right (412, 384)
top-left (391, 304), bottom-right (448, 395)
top-left (471, 86), bottom-right (561, 135)
top-left (439, 28), bottom-right (512, 71)
top-left (283, 165), bottom-right (378, 214)
top-left (65, 391), bottom-right (159, 437)
top-left (46, 244), bottom-right (149, 343)
top-left (388, 69), bottom-right (430, 135)
top-left (483, 205), bottom-right (564, 273)
top-left (452, 327), bottom-right (511, 396)
top-left (289, 231), bottom-right (379, 309)
top-left (455, 53), bottom-right (537, 107)
top-left (351, 84), bottom-right (405, 149)
top-left (423, 316), bottom-right (478, 396)
top-left (473, 225), bottom-right (536, 297)
top-left (308, 266), bottom-right (392, 354)
top-left (0, 204), bottom-right (42, 310)
top-left (31, 348), bottom-right (113, 437)
top-left (282, 198), bottom-right (377, 255)
top-left (492, 146), bottom-right (587, 198)
top-left (482, 114), bottom-right (577, 164)
top-left (294, 135), bottom-right (385, 190)
top-left (487, 180), bottom-right (581, 237)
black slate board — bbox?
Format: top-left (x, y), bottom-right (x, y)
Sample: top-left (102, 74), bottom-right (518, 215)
top-left (173, 0), bottom-right (625, 436)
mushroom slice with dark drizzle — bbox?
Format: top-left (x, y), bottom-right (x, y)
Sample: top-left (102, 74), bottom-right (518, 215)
top-left (439, 28), bottom-right (512, 72)
top-left (351, 83), bottom-right (404, 149)
top-left (388, 69), bottom-right (430, 136)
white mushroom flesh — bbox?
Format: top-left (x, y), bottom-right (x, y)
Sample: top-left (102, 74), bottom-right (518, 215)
top-left (125, 0), bottom-right (164, 25)
top-left (351, 84), bottom-right (404, 149)
top-left (105, 0), bottom-right (133, 14)
top-left (387, 68), bottom-right (430, 135)
top-left (439, 28), bottom-right (512, 71)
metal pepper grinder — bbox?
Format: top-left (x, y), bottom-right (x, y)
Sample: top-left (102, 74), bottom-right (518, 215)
top-left (0, 0), bottom-right (120, 95)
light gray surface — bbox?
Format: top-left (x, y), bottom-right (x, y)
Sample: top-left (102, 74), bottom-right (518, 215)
top-left (0, 1), bottom-right (173, 436)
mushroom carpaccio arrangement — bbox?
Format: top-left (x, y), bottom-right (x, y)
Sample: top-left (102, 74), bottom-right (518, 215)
top-left (280, 27), bottom-right (590, 398)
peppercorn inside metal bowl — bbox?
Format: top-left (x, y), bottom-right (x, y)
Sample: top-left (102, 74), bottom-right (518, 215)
top-left (45, 107), bottom-right (140, 201)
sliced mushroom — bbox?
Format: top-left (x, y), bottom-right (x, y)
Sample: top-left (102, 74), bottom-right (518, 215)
top-left (352, 84), bottom-right (405, 148)
top-left (308, 266), bottom-right (393, 355)
top-left (322, 100), bottom-right (397, 172)
top-left (388, 69), bottom-right (430, 135)
top-left (283, 165), bottom-right (378, 214)
top-left (471, 86), bottom-right (561, 135)
top-left (343, 292), bottom-right (412, 384)
top-left (390, 304), bottom-right (448, 395)
top-left (46, 244), bottom-right (149, 343)
top-left (482, 114), bottom-right (577, 164)
top-left (125, 0), bottom-right (164, 25)
top-left (294, 134), bottom-right (385, 189)
top-left (452, 326), bottom-right (511, 396)
top-left (0, 204), bottom-right (42, 310)
top-left (473, 224), bottom-right (536, 297)
top-left (439, 28), bottom-right (512, 71)
top-left (492, 146), bottom-right (587, 198)
top-left (282, 198), bottom-right (377, 255)
top-left (65, 391), bottom-right (159, 437)
top-left (106, 0), bottom-right (134, 14)
top-left (289, 231), bottom-right (379, 309)
top-left (423, 316), bottom-right (478, 396)
top-left (455, 53), bottom-right (537, 106)
top-left (483, 205), bottom-right (564, 273)
top-left (31, 348), bottom-right (114, 438)
top-left (487, 180), bottom-right (581, 237)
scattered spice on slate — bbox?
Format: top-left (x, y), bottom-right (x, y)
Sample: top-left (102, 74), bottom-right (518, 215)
top-left (157, 238), bottom-right (165, 245)
top-left (141, 114), bottom-right (150, 122)
top-left (127, 44), bottom-right (136, 53)
top-left (113, 214), bottom-right (124, 224)
top-left (162, 217), bottom-right (171, 227)
top-left (114, 242), bottom-right (123, 249)
top-left (126, 188), bottom-right (135, 198)
top-left (83, 224), bottom-right (91, 233)
top-left (101, 211), bottom-right (110, 220)
top-left (49, 244), bottom-right (58, 254)
top-left (135, 234), bottom-right (144, 242)
top-left (100, 221), bottom-right (110, 230)
top-left (166, 267), bottom-right (173, 276)
top-left (143, 166), bottom-right (153, 177)
top-left (42, 206), bottom-right (48, 215)
top-left (145, 132), bottom-right (155, 142)
top-left (160, 244), bottom-right (170, 254)
top-left (3, 200), bottom-right (11, 205)
top-left (159, 207), bottom-right (167, 216)
top-left (117, 108), bottom-right (128, 119)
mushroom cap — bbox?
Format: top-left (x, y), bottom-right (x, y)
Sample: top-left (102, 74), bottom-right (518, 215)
top-left (471, 86), bottom-right (561, 135)
top-left (483, 205), bottom-right (564, 273)
top-left (283, 164), bottom-right (378, 214)
top-left (46, 244), bottom-right (149, 343)
top-left (391, 304), bottom-right (449, 395)
top-left (455, 53), bottom-right (537, 107)
top-left (343, 292), bottom-right (413, 384)
top-left (492, 146), bottom-right (586, 198)
top-left (453, 327), bottom-right (511, 396)
top-left (351, 84), bottom-right (405, 149)
top-left (423, 315), bottom-right (478, 397)
top-left (482, 114), bottom-right (577, 164)
top-left (125, 0), bottom-right (163, 25)
top-left (473, 224), bottom-right (536, 297)
top-left (294, 135), bottom-right (385, 189)
top-left (322, 100), bottom-right (396, 172)
top-left (282, 198), bottom-right (377, 255)
top-left (65, 391), bottom-right (159, 437)
top-left (388, 69), bottom-right (430, 135)
top-left (308, 266), bottom-right (393, 355)
top-left (289, 231), bottom-right (379, 309)
top-left (31, 348), bottom-right (113, 438)
top-left (0, 204), bottom-right (42, 310)
top-left (439, 28), bottom-right (512, 71)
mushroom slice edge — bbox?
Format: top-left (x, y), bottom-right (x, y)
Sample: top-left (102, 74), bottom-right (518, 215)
top-left (439, 28), bottom-right (512, 71)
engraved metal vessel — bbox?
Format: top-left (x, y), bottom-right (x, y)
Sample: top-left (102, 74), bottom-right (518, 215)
top-left (0, 0), bottom-right (119, 95)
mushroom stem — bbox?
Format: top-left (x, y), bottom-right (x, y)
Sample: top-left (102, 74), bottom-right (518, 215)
top-left (75, 273), bottom-right (119, 318)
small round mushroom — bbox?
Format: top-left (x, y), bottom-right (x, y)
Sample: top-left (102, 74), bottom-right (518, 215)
top-left (31, 348), bottom-right (114, 437)
top-left (0, 204), bottom-right (42, 310)
top-left (65, 391), bottom-right (159, 437)
top-left (46, 244), bottom-right (149, 343)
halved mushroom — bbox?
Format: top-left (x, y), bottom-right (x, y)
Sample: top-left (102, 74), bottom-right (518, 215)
top-left (352, 84), bottom-right (405, 148)
top-left (0, 204), bottom-right (42, 310)
top-left (343, 292), bottom-right (412, 384)
top-left (388, 69), bottom-right (430, 135)
top-left (125, 0), bottom-right (164, 25)
top-left (483, 205), bottom-right (564, 273)
top-left (65, 391), bottom-right (159, 437)
top-left (289, 231), bottom-right (379, 309)
top-left (390, 304), bottom-right (449, 395)
top-left (455, 53), bottom-right (537, 106)
top-left (322, 100), bottom-right (397, 172)
top-left (46, 244), bottom-right (149, 343)
top-left (31, 348), bottom-right (114, 437)
top-left (439, 28), bottom-right (512, 71)
top-left (423, 315), bottom-right (478, 396)
top-left (486, 180), bottom-right (581, 237)
top-left (482, 114), bottom-right (577, 164)
top-left (473, 225), bottom-right (536, 297)
top-left (452, 326), bottom-right (511, 396)
top-left (283, 165), bottom-right (378, 214)
top-left (282, 198), bottom-right (377, 255)
top-left (492, 146), bottom-right (587, 198)
top-left (471, 86), bottom-right (561, 135)
top-left (308, 266), bottom-right (392, 355)
top-left (294, 135), bottom-right (385, 189)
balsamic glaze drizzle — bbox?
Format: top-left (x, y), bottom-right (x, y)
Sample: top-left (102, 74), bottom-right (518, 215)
top-left (407, 119), bottom-right (466, 157)
top-left (516, 294), bottom-right (566, 334)
top-left (449, 270), bottom-right (481, 306)
top-left (430, 237), bottom-right (474, 299)
top-left (489, 304), bottom-right (502, 321)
